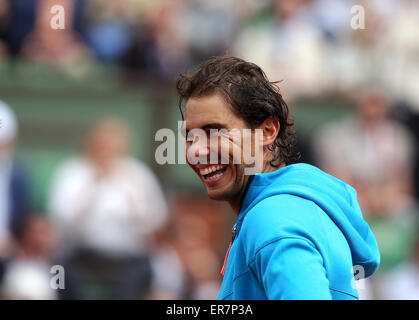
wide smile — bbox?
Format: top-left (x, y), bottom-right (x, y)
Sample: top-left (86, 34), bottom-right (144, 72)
top-left (199, 164), bottom-right (228, 184)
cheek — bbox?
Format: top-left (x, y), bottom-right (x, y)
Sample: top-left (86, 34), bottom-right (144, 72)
top-left (185, 145), bottom-right (196, 171)
top-left (185, 143), bottom-right (200, 166)
top-left (216, 140), bottom-right (230, 162)
top-left (218, 133), bottom-right (243, 164)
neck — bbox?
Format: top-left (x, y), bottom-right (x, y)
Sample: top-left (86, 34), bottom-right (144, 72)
top-left (229, 162), bottom-right (285, 216)
top-left (229, 175), bottom-right (254, 216)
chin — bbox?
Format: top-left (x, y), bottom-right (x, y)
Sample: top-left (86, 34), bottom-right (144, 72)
top-left (205, 182), bottom-right (238, 202)
top-left (206, 189), bottom-right (228, 201)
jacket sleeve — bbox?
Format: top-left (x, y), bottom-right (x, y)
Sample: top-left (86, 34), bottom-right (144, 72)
top-left (249, 237), bottom-right (332, 300)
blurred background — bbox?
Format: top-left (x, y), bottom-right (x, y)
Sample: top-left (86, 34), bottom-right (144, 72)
top-left (0, 0), bottom-right (418, 300)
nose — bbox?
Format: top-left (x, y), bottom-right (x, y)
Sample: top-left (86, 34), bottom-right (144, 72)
top-left (186, 134), bottom-right (210, 164)
top-left (194, 139), bottom-right (209, 158)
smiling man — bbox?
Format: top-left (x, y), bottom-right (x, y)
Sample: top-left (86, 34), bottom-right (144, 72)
top-left (175, 56), bottom-right (380, 300)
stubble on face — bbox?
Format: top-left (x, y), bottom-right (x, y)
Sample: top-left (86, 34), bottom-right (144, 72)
top-left (184, 94), bottom-right (253, 209)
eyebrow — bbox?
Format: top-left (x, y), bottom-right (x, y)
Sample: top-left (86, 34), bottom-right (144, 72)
top-left (201, 123), bottom-right (227, 130)
top-left (185, 122), bottom-right (227, 134)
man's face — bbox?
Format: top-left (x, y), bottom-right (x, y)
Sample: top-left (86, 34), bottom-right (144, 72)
top-left (184, 93), bottom-right (253, 201)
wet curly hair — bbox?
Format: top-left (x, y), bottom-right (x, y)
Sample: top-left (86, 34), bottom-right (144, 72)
top-left (175, 55), bottom-right (299, 167)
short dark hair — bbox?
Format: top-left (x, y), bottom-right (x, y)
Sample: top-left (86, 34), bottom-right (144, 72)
top-left (175, 55), bottom-right (299, 166)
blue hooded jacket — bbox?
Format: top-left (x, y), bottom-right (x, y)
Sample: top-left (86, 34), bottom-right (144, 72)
top-left (218, 163), bottom-right (380, 300)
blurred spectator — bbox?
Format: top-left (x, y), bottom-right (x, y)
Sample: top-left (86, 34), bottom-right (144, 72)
top-left (0, 214), bottom-right (56, 300)
top-left (0, 101), bottom-right (32, 258)
top-left (148, 242), bottom-right (187, 300)
top-left (392, 102), bottom-right (419, 202)
top-left (1, 0), bottom-right (36, 57)
top-left (0, 0), bottom-right (9, 61)
top-left (122, 0), bottom-right (240, 83)
top-left (147, 219), bottom-right (188, 300)
top-left (175, 0), bottom-right (238, 67)
top-left (48, 117), bottom-right (168, 299)
top-left (328, 0), bottom-right (389, 94)
top-left (122, 0), bottom-right (189, 82)
top-left (148, 196), bottom-right (230, 300)
top-left (314, 87), bottom-right (416, 217)
top-left (173, 212), bottom-right (221, 300)
top-left (233, 0), bottom-right (330, 100)
top-left (313, 87), bottom-right (417, 276)
top-left (308, 0), bottom-right (351, 40)
top-left (380, 0), bottom-right (419, 108)
top-left (83, 0), bottom-right (136, 63)
top-left (171, 198), bottom-right (231, 299)
top-left (20, 0), bottom-right (92, 76)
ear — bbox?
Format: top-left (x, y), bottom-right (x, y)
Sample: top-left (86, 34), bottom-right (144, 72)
top-left (258, 117), bottom-right (280, 147)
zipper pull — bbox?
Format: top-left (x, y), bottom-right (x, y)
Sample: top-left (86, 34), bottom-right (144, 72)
top-left (232, 225), bottom-right (237, 242)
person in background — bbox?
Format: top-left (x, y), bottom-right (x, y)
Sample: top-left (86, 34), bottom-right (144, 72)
top-left (0, 214), bottom-right (56, 300)
top-left (20, 0), bottom-right (92, 76)
top-left (0, 101), bottom-right (32, 259)
top-left (0, 0), bottom-right (9, 61)
top-left (314, 87), bottom-right (416, 219)
top-left (82, 0), bottom-right (137, 64)
top-left (313, 87), bottom-right (417, 297)
top-left (233, 0), bottom-right (329, 100)
top-left (49, 117), bottom-right (168, 299)
top-left (392, 101), bottom-right (419, 204)
top-left (147, 197), bottom-right (230, 300)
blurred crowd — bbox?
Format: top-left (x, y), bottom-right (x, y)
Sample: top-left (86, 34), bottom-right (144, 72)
top-left (0, 101), bottom-right (231, 299)
top-left (0, 0), bottom-right (418, 300)
top-left (0, 0), bottom-right (419, 104)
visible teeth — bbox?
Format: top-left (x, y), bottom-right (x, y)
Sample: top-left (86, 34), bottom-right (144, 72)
top-left (206, 172), bottom-right (223, 181)
top-left (199, 165), bottom-right (225, 176)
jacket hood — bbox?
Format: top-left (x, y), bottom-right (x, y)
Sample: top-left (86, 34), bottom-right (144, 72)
top-left (238, 163), bottom-right (380, 277)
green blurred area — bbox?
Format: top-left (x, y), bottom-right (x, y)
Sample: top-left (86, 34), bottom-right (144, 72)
top-left (367, 214), bottom-right (417, 273)
top-left (0, 60), bottom-right (352, 213)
